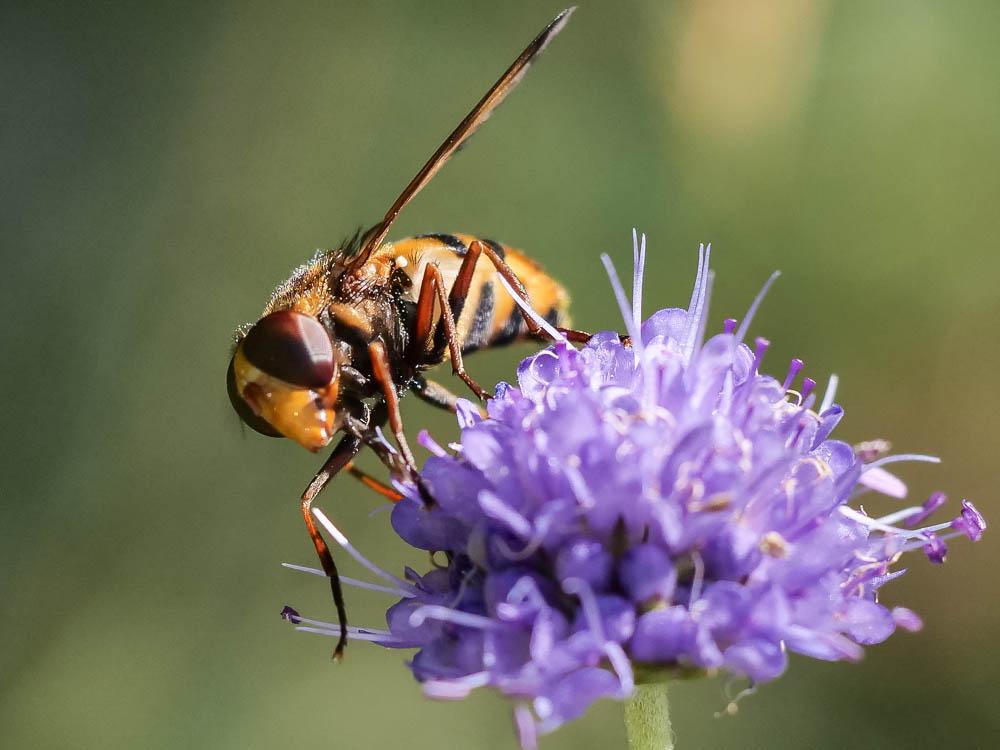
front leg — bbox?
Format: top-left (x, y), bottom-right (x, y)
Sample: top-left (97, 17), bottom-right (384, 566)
top-left (300, 433), bottom-right (362, 661)
top-left (367, 340), bottom-right (420, 473)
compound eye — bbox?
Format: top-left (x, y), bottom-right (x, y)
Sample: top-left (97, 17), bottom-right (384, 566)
top-left (227, 358), bottom-right (282, 437)
top-left (242, 310), bottom-right (336, 388)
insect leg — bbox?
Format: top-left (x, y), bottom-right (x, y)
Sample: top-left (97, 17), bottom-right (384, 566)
top-left (419, 263), bottom-right (491, 400)
top-left (300, 433), bottom-right (362, 661)
top-left (368, 341), bottom-right (421, 472)
top-left (352, 399), bottom-right (437, 506)
top-left (463, 240), bottom-right (598, 344)
top-left (410, 268), bottom-right (437, 356)
top-left (345, 460), bottom-right (404, 502)
top-left (412, 376), bottom-right (467, 413)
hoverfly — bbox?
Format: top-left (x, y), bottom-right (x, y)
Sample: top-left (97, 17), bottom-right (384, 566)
top-left (227, 8), bottom-right (592, 658)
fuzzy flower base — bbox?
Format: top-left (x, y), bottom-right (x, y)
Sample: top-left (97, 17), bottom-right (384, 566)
top-left (286, 236), bottom-right (984, 748)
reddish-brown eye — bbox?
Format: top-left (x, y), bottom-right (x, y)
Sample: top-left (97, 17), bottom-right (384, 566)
top-left (226, 358), bottom-right (282, 437)
top-left (242, 310), bottom-right (336, 388)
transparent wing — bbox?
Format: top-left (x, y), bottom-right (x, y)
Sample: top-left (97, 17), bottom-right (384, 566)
top-left (350, 7), bottom-right (575, 267)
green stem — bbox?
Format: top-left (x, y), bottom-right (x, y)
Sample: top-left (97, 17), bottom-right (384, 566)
top-left (624, 682), bottom-right (674, 750)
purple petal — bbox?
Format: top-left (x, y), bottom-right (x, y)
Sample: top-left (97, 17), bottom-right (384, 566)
top-left (640, 308), bottom-right (689, 345)
top-left (455, 399), bottom-right (483, 429)
top-left (891, 607), bottom-right (923, 632)
top-left (630, 607), bottom-right (693, 662)
top-left (723, 638), bottom-right (787, 682)
top-left (572, 595), bottom-right (636, 644)
top-left (535, 668), bottom-right (621, 729)
top-left (858, 466), bottom-right (907, 499)
top-left (619, 544), bottom-right (677, 602)
top-left (391, 496), bottom-right (469, 551)
top-left (555, 537), bottom-right (613, 591)
top-left (842, 600), bottom-right (896, 645)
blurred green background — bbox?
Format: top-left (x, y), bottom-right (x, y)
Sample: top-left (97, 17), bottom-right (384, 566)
top-left (3, 1), bottom-right (998, 748)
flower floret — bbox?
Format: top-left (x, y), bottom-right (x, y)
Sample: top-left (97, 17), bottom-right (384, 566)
top-left (285, 237), bottom-right (984, 746)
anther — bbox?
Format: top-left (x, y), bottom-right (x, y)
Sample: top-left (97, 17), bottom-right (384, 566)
top-left (723, 318), bottom-right (737, 334)
top-left (905, 492), bottom-right (946, 527)
top-left (782, 358), bottom-right (804, 391)
top-left (801, 377), bottom-right (817, 400)
top-left (923, 534), bottom-right (948, 564)
top-left (752, 337), bottom-right (770, 374)
top-left (760, 531), bottom-right (789, 558)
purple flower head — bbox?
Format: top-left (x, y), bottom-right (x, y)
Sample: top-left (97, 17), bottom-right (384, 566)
top-left (285, 233), bottom-right (985, 747)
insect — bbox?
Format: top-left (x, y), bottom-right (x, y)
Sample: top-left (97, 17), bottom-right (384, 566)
top-left (227, 8), bottom-right (593, 659)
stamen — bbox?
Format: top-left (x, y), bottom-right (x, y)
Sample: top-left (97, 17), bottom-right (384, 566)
top-left (562, 577), bottom-right (606, 641)
top-left (600, 253), bottom-right (643, 350)
top-left (922, 534), bottom-right (947, 563)
top-left (295, 625), bottom-right (403, 643)
top-left (565, 463), bottom-right (597, 508)
top-left (422, 672), bottom-right (491, 699)
top-left (479, 490), bottom-right (533, 538)
top-left (899, 526), bottom-right (975, 559)
top-left (281, 562), bottom-right (415, 597)
top-left (903, 492), bottom-right (946, 527)
top-left (714, 680), bottom-right (758, 718)
top-left (689, 550), bottom-right (705, 604)
top-left (752, 337), bottom-right (770, 375)
top-left (819, 374), bottom-right (840, 414)
top-left (408, 605), bottom-right (500, 630)
top-left (719, 370), bottom-right (735, 415)
top-left (373, 427), bottom-right (398, 455)
top-left (760, 531), bottom-right (789, 558)
top-left (418, 429), bottom-right (448, 457)
top-left (685, 243), bottom-right (707, 320)
top-left (839, 505), bottom-right (951, 540)
top-left (723, 318), bottom-right (737, 334)
top-left (311, 508), bottom-right (418, 593)
top-left (514, 704), bottom-right (539, 750)
top-left (561, 578), bottom-right (634, 694)
top-left (605, 641), bottom-right (635, 695)
top-left (293, 612), bottom-right (395, 638)
top-left (875, 507), bottom-right (925, 526)
top-left (495, 514), bottom-right (555, 561)
top-left (497, 575), bottom-right (549, 619)
top-left (496, 275), bottom-right (568, 344)
top-left (442, 567), bottom-right (475, 609)
top-left (631, 229), bottom-right (646, 327)
top-left (734, 271), bottom-right (781, 344)
top-left (681, 244), bottom-right (712, 363)
top-left (863, 454), bottom-right (941, 471)
top-left (952, 500), bottom-right (986, 541)
top-left (693, 270), bottom-right (715, 356)
top-left (801, 377), bottom-right (817, 401)
top-left (510, 575), bottom-right (550, 608)
top-left (782, 359), bottom-right (804, 391)
top-left (788, 416), bottom-right (809, 448)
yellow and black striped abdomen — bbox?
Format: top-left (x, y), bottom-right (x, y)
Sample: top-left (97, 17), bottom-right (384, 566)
top-left (387, 233), bottom-right (570, 355)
